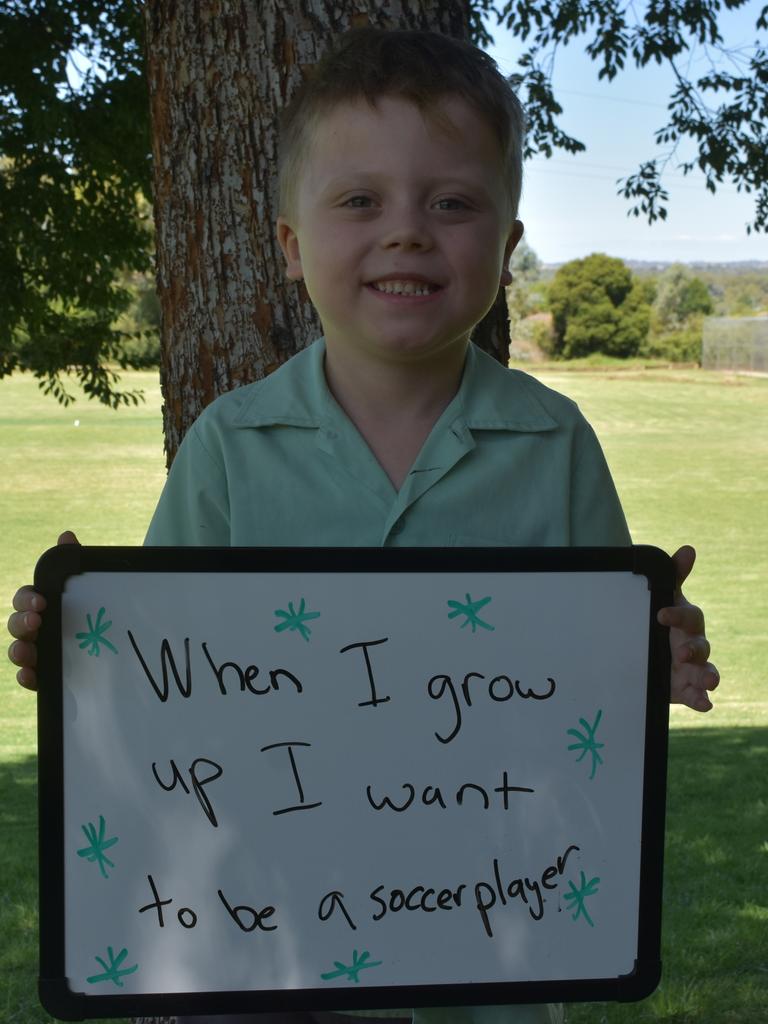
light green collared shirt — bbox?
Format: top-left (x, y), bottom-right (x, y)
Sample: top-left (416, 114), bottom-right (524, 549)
top-left (145, 338), bottom-right (629, 1023)
top-left (145, 337), bottom-right (630, 550)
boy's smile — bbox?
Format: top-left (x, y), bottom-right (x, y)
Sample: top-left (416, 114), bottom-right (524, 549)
top-left (277, 94), bottom-right (523, 371)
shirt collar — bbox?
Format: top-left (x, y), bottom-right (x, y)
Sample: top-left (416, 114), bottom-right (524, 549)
top-left (233, 338), bottom-right (330, 428)
top-left (232, 336), bottom-right (557, 434)
top-left (456, 341), bottom-right (558, 433)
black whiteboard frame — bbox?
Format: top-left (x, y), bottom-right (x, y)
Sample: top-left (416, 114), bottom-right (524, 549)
top-left (36, 544), bottom-right (673, 1021)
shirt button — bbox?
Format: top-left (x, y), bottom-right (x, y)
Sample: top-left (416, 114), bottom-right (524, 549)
top-left (390, 516), bottom-right (405, 535)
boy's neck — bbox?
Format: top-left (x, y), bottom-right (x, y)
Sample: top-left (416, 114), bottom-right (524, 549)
top-left (323, 339), bottom-right (468, 428)
top-left (322, 340), bottom-right (469, 489)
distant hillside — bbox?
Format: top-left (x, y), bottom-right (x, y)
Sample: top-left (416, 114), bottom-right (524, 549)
top-left (527, 258), bottom-right (768, 321)
top-left (540, 264), bottom-right (768, 276)
top-left (628, 260), bottom-right (767, 276)
top-left (542, 259), bottom-right (768, 275)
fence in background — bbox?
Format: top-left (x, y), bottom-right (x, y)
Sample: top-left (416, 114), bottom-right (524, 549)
top-left (702, 318), bottom-right (768, 372)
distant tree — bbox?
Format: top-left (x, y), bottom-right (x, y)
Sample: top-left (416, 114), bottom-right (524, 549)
top-left (507, 240), bottom-right (553, 356)
top-left (653, 264), bottom-right (714, 332)
top-left (726, 278), bottom-right (768, 316)
top-left (642, 263), bottom-right (715, 362)
top-left (548, 253), bottom-right (651, 358)
top-left (669, 265), bottom-right (768, 317)
top-left (511, 238), bottom-right (542, 282)
top-left (506, 240), bottom-right (542, 319)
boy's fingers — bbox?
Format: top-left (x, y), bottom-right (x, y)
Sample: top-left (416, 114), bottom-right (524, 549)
top-left (670, 544), bottom-right (696, 589)
top-left (15, 665), bottom-right (38, 691)
top-left (12, 585), bottom-right (45, 614)
top-left (674, 635), bottom-right (712, 665)
top-left (8, 638), bottom-right (37, 669)
top-left (657, 603), bottom-right (706, 633)
top-left (7, 608), bottom-right (42, 640)
top-left (671, 681), bottom-right (712, 711)
top-left (670, 661), bottom-right (720, 709)
top-left (7, 535), bottom-right (75, 697)
top-left (703, 665), bottom-right (720, 691)
top-left (677, 685), bottom-right (712, 711)
top-left (687, 690), bottom-right (714, 712)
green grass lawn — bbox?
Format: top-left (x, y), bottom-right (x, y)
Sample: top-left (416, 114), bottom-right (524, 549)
top-left (1, 366), bottom-right (766, 1023)
top-left (1, 372), bottom-right (166, 1024)
top-left (526, 366), bottom-right (768, 1023)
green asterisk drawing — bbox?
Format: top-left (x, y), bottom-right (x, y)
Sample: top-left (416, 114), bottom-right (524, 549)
top-left (77, 815), bottom-right (118, 879)
top-left (563, 871), bottom-right (601, 927)
top-left (446, 593), bottom-right (495, 633)
top-left (567, 709), bottom-right (605, 780)
top-left (273, 598), bottom-right (321, 642)
top-left (75, 607), bottom-right (118, 657)
top-left (321, 949), bottom-right (383, 984)
top-left (86, 946), bottom-right (138, 987)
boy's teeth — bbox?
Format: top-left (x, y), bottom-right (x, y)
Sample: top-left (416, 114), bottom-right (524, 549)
top-left (371, 280), bottom-right (436, 295)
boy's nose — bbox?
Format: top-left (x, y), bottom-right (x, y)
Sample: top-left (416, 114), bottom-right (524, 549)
top-left (379, 216), bottom-right (433, 250)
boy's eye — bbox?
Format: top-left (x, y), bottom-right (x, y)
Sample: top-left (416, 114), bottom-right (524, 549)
top-left (341, 196), bottom-right (468, 210)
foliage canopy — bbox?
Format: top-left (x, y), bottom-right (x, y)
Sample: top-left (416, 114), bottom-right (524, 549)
top-left (640, 263), bottom-right (715, 360)
top-left (653, 264), bottom-right (714, 331)
top-left (0, 0), bottom-right (153, 405)
top-left (1, 0), bottom-right (766, 404)
top-left (484, 0), bottom-right (768, 232)
top-left (548, 253), bottom-right (652, 357)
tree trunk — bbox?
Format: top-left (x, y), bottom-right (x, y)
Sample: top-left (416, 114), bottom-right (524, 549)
top-left (144, 0), bottom-right (511, 466)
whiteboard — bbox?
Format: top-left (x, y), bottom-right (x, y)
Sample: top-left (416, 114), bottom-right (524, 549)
top-left (36, 545), bottom-right (672, 1020)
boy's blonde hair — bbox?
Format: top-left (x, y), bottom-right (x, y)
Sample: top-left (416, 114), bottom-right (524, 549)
top-left (277, 27), bottom-right (525, 229)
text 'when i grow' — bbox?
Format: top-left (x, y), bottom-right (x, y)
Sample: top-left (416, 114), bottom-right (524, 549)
top-left (125, 631), bottom-right (558, 745)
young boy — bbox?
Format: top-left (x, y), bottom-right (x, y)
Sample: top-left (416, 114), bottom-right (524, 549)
top-left (8, 26), bottom-right (718, 1024)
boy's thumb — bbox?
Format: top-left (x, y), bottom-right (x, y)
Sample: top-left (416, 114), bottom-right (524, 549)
top-left (671, 544), bottom-right (696, 589)
top-left (57, 530), bottom-right (80, 546)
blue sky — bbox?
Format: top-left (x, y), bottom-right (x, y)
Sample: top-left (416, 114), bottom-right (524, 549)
top-left (480, 2), bottom-right (768, 263)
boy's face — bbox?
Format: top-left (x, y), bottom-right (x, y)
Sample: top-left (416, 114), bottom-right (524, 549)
top-left (277, 94), bottom-right (523, 368)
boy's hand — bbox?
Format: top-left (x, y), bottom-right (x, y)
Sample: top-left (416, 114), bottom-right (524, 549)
top-left (657, 545), bottom-right (719, 712)
top-left (7, 531), bottom-right (80, 691)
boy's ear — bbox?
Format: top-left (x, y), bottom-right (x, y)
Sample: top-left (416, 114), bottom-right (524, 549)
top-left (276, 216), bottom-right (304, 282)
top-left (500, 220), bottom-right (525, 288)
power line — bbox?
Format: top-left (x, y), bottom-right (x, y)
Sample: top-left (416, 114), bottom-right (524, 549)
top-left (526, 157), bottom-right (698, 179)
top-left (524, 164), bottom-right (744, 194)
top-left (554, 88), bottom-right (668, 109)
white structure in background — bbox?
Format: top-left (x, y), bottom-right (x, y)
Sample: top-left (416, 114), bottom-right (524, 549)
top-left (702, 318), bottom-right (768, 372)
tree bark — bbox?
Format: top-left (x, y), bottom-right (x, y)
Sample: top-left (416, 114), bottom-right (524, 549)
top-left (144, 0), bottom-right (511, 466)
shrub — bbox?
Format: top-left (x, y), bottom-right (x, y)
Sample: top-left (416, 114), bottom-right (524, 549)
top-left (548, 254), bottom-right (651, 359)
